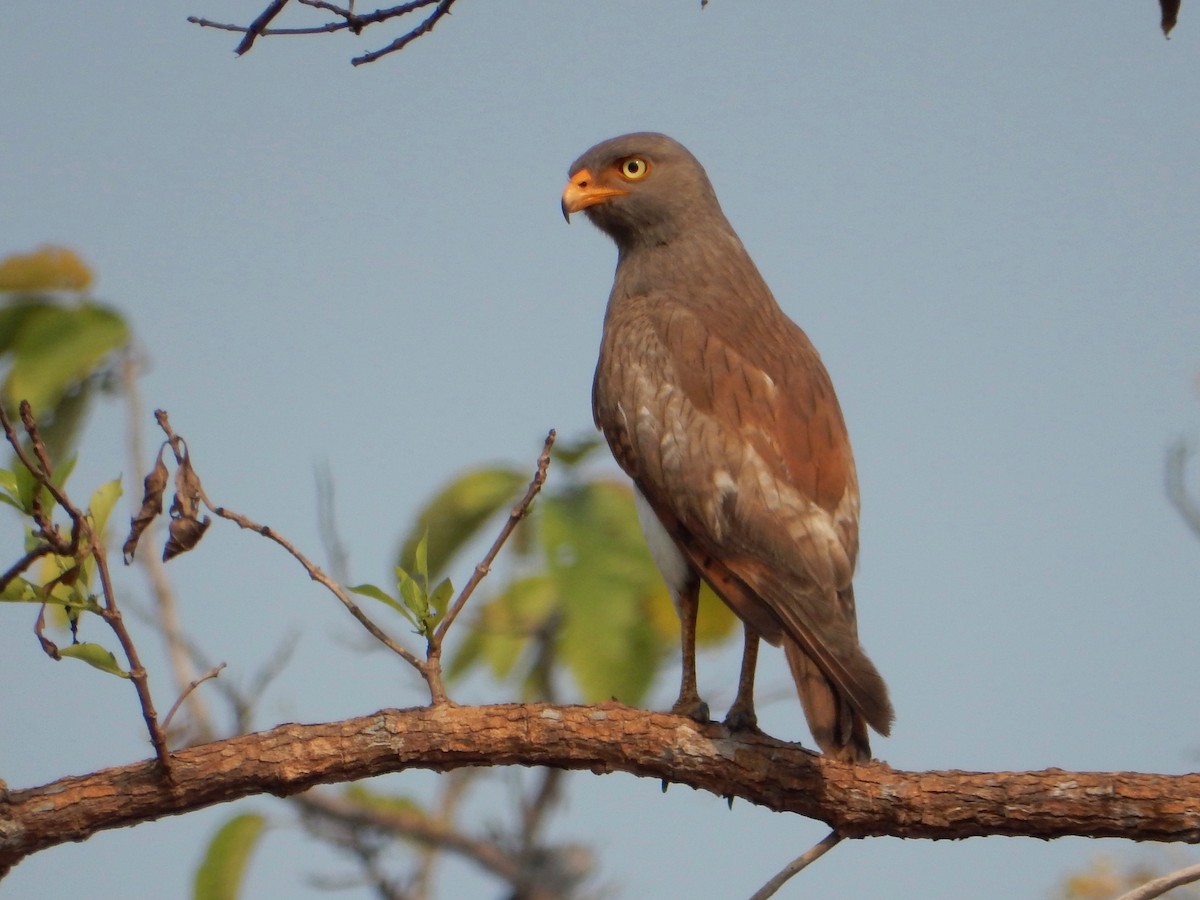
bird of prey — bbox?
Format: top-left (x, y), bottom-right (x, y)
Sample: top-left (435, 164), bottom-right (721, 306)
top-left (561, 133), bottom-right (893, 762)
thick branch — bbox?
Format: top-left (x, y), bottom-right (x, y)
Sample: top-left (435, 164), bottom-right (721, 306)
top-left (2, 703), bottom-right (1199, 877)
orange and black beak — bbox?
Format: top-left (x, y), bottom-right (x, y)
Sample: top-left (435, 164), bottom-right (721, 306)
top-left (561, 168), bottom-right (629, 222)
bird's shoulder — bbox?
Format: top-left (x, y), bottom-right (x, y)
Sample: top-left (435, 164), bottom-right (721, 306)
top-left (599, 292), bottom-right (855, 514)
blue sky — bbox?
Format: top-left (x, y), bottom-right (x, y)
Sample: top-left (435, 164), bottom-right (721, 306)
top-left (2, 2), bottom-right (1199, 897)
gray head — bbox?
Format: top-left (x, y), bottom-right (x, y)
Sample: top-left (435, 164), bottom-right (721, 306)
top-left (561, 133), bottom-right (728, 249)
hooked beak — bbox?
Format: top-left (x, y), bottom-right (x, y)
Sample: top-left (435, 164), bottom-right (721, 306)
top-left (561, 168), bottom-right (629, 222)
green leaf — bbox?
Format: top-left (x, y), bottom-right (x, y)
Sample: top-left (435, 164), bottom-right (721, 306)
top-left (429, 577), bottom-right (454, 614)
top-left (414, 529), bottom-right (429, 582)
top-left (6, 453), bottom-right (74, 516)
top-left (348, 583), bottom-right (415, 625)
top-left (550, 434), bottom-right (605, 468)
top-left (397, 466), bottom-right (527, 577)
top-left (88, 477), bottom-right (122, 535)
top-left (448, 574), bottom-right (559, 689)
top-left (542, 481), bottom-right (665, 704)
top-left (36, 382), bottom-right (92, 466)
top-left (59, 642), bottom-right (130, 678)
top-left (342, 784), bottom-right (424, 816)
top-left (396, 568), bottom-right (428, 620)
top-left (193, 812), bottom-right (266, 900)
top-left (49, 453), bottom-right (77, 490)
top-left (0, 576), bottom-right (39, 603)
top-left (2, 302), bottom-right (129, 415)
top-left (0, 297), bottom-right (48, 355)
top-left (12, 462), bottom-right (39, 514)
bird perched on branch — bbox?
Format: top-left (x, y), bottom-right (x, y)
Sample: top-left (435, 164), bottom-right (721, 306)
top-left (561, 133), bottom-right (893, 762)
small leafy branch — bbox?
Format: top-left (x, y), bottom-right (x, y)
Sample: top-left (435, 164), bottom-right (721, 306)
top-left (350, 531), bottom-right (455, 640)
top-left (1, 398), bottom-right (554, 775)
top-left (127, 409), bottom-right (556, 707)
top-left (0, 401), bottom-right (170, 768)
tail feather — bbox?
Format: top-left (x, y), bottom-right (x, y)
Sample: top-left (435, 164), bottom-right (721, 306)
top-left (784, 639), bottom-right (872, 763)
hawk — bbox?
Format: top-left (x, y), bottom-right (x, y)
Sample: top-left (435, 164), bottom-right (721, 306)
top-left (562, 133), bottom-right (892, 762)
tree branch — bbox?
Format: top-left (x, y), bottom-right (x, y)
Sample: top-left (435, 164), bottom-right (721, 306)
top-left (749, 830), bottom-right (843, 900)
top-left (1166, 439), bottom-right (1200, 540)
top-left (1117, 862), bottom-right (1200, 900)
top-left (3, 702), bottom-right (1199, 878)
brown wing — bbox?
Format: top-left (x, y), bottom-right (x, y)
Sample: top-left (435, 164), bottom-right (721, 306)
top-left (593, 294), bottom-right (892, 735)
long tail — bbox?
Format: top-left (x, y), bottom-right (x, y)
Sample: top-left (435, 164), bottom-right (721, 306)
top-left (783, 638), bottom-right (873, 763)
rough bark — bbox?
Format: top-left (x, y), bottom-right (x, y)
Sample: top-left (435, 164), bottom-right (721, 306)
top-left (3, 702), bottom-right (1199, 877)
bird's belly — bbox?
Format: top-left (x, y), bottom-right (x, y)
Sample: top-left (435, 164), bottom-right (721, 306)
top-left (632, 486), bottom-right (692, 607)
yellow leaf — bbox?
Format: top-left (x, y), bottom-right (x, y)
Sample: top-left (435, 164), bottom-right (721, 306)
top-left (0, 245), bottom-right (93, 293)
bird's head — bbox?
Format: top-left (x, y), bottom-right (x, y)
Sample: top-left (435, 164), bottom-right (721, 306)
top-left (562, 132), bottom-right (724, 249)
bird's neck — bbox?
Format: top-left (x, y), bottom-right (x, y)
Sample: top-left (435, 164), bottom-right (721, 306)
top-left (613, 226), bottom-right (783, 320)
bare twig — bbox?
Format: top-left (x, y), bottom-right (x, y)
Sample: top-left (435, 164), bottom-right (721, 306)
top-left (0, 544), bottom-right (53, 593)
top-left (298, 787), bottom-right (525, 886)
top-left (3, 404), bottom-right (78, 537)
top-left (748, 830), bottom-right (844, 900)
top-left (123, 354), bottom-right (216, 741)
top-left (519, 768), bottom-right (563, 847)
top-left (187, 0), bottom-right (455, 64)
top-left (411, 769), bottom-right (473, 899)
top-left (188, 16), bottom-right (353, 37)
top-left (215, 503), bottom-right (425, 668)
top-left (315, 461), bottom-right (351, 584)
top-left (352, 0), bottom-right (455, 66)
top-left (432, 430), bottom-right (555, 646)
top-left (236, 0), bottom-right (291, 55)
top-left (90, 537), bottom-right (172, 769)
top-left (1167, 439), bottom-right (1200, 540)
top-left (422, 430), bottom-right (555, 703)
top-left (1116, 863), bottom-right (1200, 900)
top-left (151, 409), bottom-right (426, 674)
top-left (162, 663), bottom-right (227, 732)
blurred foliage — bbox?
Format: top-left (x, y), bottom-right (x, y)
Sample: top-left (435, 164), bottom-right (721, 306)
top-left (394, 437), bottom-right (739, 706)
top-left (1056, 853), bottom-right (1200, 899)
top-left (0, 245), bottom-right (130, 463)
top-left (0, 245), bottom-right (94, 292)
top-left (193, 812), bottom-right (266, 900)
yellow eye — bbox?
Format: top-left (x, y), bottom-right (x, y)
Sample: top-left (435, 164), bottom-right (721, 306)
top-left (618, 157), bottom-right (650, 181)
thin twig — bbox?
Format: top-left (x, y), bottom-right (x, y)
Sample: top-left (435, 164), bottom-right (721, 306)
top-left (412, 769), bottom-right (473, 899)
top-left (432, 430), bottom-right (555, 646)
top-left (748, 831), bottom-right (844, 900)
top-left (297, 788), bottom-right (525, 886)
top-left (188, 16), bottom-right (353, 37)
top-left (235, 0), bottom-right (291, 55)
top-left (4, 404), bottom-right (77, 538)
top-left (520, 768), bottom-right (563, 846)
top-left (123, 354), bottom-right (216, 741)
top-left (1167, 439), bottom-right (1200, 540)
top-left (1116, 863), bottom-right (1200, 900)
top-left (352, 0), bottom-right (456, 66)
top-left (152, 410), bottom-right (425, 674)
top-left (215, 503), bottom-right (425, 669)
top-left (187, 0), bottom-right (445, 57)
top-left (162, 663), bottom-right (227, 732)
top-left (0, 544), bottom-right (53, 593)
top-left (315, 461), bottom-right (351, 584)
top-left (422, 430), bottom-right (555, 703)
top-left (91, 538), bottom-right (172, 769)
